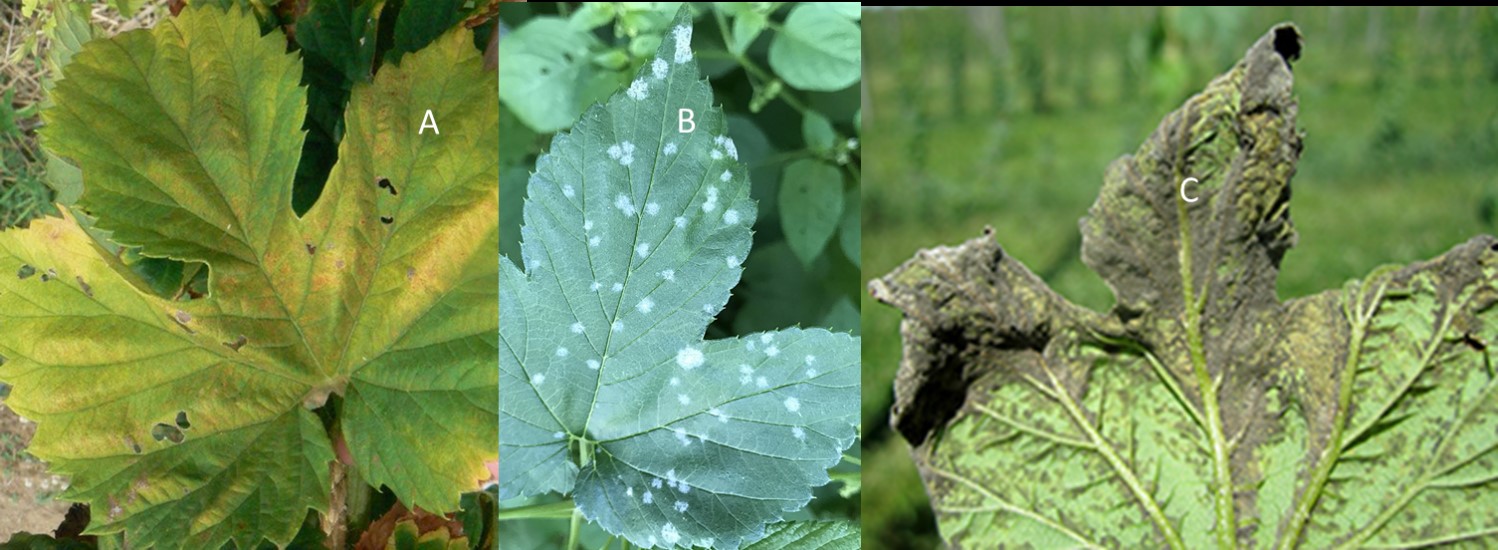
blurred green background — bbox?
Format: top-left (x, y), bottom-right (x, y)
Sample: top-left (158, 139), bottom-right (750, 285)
top-left (861, 6), bottom-right (1498, 548)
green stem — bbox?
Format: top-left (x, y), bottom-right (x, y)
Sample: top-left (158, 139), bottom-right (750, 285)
top-left (568, 506), bottom-right (583, 550)
top-left (1176, 190), bottom-right (1238, 549)
top-left (496, 499), bottom-right (577, 521)
top-left (841, 453), bottom-right (861, 466)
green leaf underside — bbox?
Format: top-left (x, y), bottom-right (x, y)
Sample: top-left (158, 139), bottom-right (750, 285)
top-left (765, 4), bottom-right (860, 92)
top-left (741, 520), bottom-right (859, 550)
top-left (499, 8), bottom-right (859, 550)
top-left (872, 25), bottom-right (1498, 549)
top-left (0, 5), bottom-right (498, 549)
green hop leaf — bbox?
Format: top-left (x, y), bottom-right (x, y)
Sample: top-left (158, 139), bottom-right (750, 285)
top-left (742, 521), bottom-right (859, 549)
top-left (498, 16), bottom-right (603, 133)
top-left (767, 4), bottom-right (860, 92)
top-left (871, 24), bottom-right (1498, 549)
top-left (778, 159), bottom-right (844, 268)
top-left (0, 6), bottom-right (498, 548)
top-left (500, 7), bottom-right (859, 549)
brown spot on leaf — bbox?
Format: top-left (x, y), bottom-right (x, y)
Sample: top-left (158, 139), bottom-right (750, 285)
top-left (336, 259), bottom-right (346, 270)
top-left (124, 435), bottom-right (141, 454)
top-left (306, 243), bottom-right (317, 255)
top-left (407, 267), bottom-right (416, 281)
top-left (152, 423), bottom-right (185, 444)
top-left (40, 268), bottom-right (57, 282)
top-left (174, 310), bottom-right (191, 324)
top-left (175, 411), bottom-right (191, 430)
top-left (223, 334), bottom-right (248, 352)
top-left (76, 276), bottom-right (93, 297)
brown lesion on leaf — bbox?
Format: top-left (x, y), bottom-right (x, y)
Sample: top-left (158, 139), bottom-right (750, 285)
top-left (223, 334), bottom-right (248, 352)
top-left (76, 276), bottom-right (93, 298)
top-left (16, 264), bottom-right (35, 279)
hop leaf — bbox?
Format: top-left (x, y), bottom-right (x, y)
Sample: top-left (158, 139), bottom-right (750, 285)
top-left (499, 7), bottom-right (859, 549)
top-left (0, 5), bottom-right (498, 548)
top-left (873, 24), bottom-right (1498, 548)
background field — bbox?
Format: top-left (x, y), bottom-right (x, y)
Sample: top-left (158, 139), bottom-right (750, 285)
top-left (861, 6), bottom-right (1498, 548)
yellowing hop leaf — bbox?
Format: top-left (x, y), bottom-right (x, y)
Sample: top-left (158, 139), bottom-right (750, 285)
top-left (0, 5), bottom-right (498, 548)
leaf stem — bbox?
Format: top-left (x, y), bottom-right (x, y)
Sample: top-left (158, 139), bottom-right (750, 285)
top-left (841, 453), bottom-right (860, 466)
top-left (496, 499), bottom-right (577, 521)
top-left (568, 506), bottom-right (583, 550)
top-left (1175, 190), bottom-right (1238, 549)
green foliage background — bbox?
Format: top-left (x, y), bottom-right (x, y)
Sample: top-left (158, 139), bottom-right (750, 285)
top-left (861, 6), bottom-right (1498, 548)
top-left (497, 3), bottom-right (861, 547)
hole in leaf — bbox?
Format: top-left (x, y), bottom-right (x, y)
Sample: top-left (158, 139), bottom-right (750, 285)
top-left (76, 276), bottom-right (93, 298)
top-left (306, 243), bottom-right (317, 255)
top-left (17, 265), bottom-right (35, 279)
top-left (124, 435), bottom-right (141, 454)
top-left (380, 216), bottom-right (394, 225)
top-left (377, 177), bottom-right (398, 196)
top-left (40, 268), bottom-right (57, 282)
top-left (223, 334), bottom-right (247, 352)
top-left (151, 423), bottom-right (184, 444)
top-left (175, 411), bottom-right (190, 430)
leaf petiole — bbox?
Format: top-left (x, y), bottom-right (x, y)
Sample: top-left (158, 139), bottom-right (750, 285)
top-left (496, 499), bottom-right (577, 521)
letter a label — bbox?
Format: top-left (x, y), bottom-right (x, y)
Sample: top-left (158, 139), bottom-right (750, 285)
top-left (420, 109), bottom-right (440, 135)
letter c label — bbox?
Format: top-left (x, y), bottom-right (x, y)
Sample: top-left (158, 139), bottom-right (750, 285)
top-left (1181, 177), bottom-right (1200, 203)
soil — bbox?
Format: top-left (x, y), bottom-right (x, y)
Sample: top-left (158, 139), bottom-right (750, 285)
top-left (0, 392), bottom-right (71, 541)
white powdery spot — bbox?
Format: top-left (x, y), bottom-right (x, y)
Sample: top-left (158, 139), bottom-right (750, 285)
top-left (806, 368), bottom-right (818, 378)
top-left (646, 202), bottom-right (661, 216)
top-left (627, 486), bottom-right (635, 497)
top-left (723, 137), bottom-right (738, 160)
top-left (626, 78), bottom-right (649, 100)
top-left (664, 142), bottom-right (678, 156)
top-left (760, 334), bottom-right (774, 344)
top-left (607, 144), bottom-right (622, 159)
top-left (702, 303), bottom-right (714, 314)
top-left (674, 216), bottom-right (688, 228)
top-left (677, 393), bottom-right (691, 405)
top-left (723, 209), bottom-right (740, 225)
top-left (765, 345), bottom-right (780, 357)
top-left (756, 376), bottom-right (768, 388)
top-left (552, 431), bottom-right (564, 439)
top-left (615, 194), bottom-right (637, 216)
top-left (649, 536), bottom-right (657, 546)
top-left (590, 281), bottom-right (603, 292)
top-left (710, 149), bottom-right (723, 160)
top-left (720, 170), bottom-right (732, 182)
top-left (636, 297), bottom-right (655, 314)
top-left (673, 427), bottom-right (691, 446)
top-left (587, 359), bottom-right (601, 370)
top-left (679, 483), bottom-right (691, 494)
top-left (643, 491), bottom-right (654, 504)
top-left (747, 341), bottom-right (757, 351)
top-left (672, 25), bottom-right (693, 64)
top-left (662, 523), bottom-right (681, 545)
top-left (531, 373), bottom-right (546, 385)
top-left (589, 236), bottom-right (601, 247)
top-left (611, 282), bottom-right (624, 292)
top-left (726, 256), bottom-right (740, 267)
top-left (562, 184), bottom-right (575, 198)
top-left (667, 469), bottom-right (677, 484)
top-left (555, 347), bottom-right (569, 357)
top-left (793, 426), bottom-right (806, 440)
top-left (674, 500), bottom-right (689, 513)
top-left (619, 141), bottom-right (636, 165)
top-left (740, 364), bottom-right (754, 374)
top-left (652, 477), bottom-right (664, 489)
top-left (611, 320), bottom-right (624, 333)
top-left (660, 269), bottom-right (675, 281)
top-left (636, 243), bottom-right (651, 257)
top-left (847, 137), bottom-right (859, 149)
top-left (784, 397), bottom-right (801, 413)
top-left (709, 408), bottom-right (728, 423)
top-left (676, 347), bottom-right (705, 370)
top-left (570, 322), bottom-right (584, 334)
top-left (670, 376), bottom-right (680, 387)
top-left (702, 200), bottom-right (718, 213)
top-left (584, 219), bottom-right (594, 231)
top-left (806, 355), bottom-right (817, 364)
top-left (652, 58), bottom-right (669, 80)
